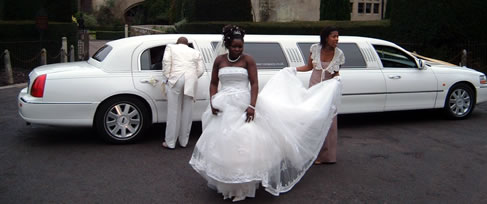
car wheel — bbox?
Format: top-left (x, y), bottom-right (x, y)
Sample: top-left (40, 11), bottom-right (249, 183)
top-left (444, 83), bottom-right (475, 119)
top-left (95, 96), bottom-right (150, 144)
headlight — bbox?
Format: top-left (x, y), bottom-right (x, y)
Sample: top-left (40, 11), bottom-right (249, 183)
top-left (480, 75), bottom-right (487, 84)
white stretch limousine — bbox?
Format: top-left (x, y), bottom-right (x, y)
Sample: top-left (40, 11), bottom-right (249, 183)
top-left (18, 34), bottom-right (487, 143)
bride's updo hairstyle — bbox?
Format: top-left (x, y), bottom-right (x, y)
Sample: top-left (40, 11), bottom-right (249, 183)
top-left (222, 25), bottom-right (246, 49)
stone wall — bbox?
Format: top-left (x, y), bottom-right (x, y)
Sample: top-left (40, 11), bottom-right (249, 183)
top-left (251, 0), bottom-right (320, 22)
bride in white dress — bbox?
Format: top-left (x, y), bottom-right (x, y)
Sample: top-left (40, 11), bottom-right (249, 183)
top-left (189, 25), bottom-right (342, 201)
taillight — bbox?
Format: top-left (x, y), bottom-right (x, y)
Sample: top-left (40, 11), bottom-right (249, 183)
top-left (31, 74), bottom-right (46, 97)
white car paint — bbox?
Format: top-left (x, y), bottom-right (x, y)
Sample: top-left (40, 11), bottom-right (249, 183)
top-left (18, 34), bottom-right (487, 142)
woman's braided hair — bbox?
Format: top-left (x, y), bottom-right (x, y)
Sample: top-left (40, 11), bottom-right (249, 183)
top-left (222, 25), bottom-right (245, 49)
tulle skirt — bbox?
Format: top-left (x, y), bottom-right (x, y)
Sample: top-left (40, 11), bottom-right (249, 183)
top-left (189, 69), bottom-right (342, 199)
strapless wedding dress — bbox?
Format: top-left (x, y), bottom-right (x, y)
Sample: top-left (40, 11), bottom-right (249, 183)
top-left (189, 67), bottom-right (341, 200)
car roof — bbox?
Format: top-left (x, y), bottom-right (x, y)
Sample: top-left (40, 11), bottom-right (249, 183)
top-left (95, 34), bottom-right (397, 71)
top-left (106, 34), bottom-right (393, 46)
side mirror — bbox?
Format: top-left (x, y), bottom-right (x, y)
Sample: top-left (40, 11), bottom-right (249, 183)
top-left (417, 59), bottom-right (426, 70)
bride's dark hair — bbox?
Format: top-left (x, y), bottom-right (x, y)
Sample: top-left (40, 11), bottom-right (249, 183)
top-left (222, 25), bottom-right (245, 49)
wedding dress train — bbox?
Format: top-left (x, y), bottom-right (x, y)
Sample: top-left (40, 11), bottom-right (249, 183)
top-left (189, 67), bottom-right (341, 200)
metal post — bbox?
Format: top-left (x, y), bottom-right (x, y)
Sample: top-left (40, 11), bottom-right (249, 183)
top-left (69, 45), bottom-right (75, 62)
top-left (40, 48), bottom-right (47, 65)
top-left (460, 49), bottom-right (467, 67)
top-left (125, 24), bottom-right (129, 38)
top-left (4, 50), bottom-right (14, 85)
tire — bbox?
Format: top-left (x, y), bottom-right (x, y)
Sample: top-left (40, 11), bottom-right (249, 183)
top-left (94, 96), bottom-right (151, 144)
top-left (444, 83), bottom-right (475, 119)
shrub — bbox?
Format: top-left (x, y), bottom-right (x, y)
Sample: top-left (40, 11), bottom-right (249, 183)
top-left (320, 0), bottom-right (351, 20)
top-left (188, 0), bottom-right (252, 22)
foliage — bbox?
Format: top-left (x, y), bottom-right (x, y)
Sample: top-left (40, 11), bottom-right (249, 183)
top-left (74, 12), bottom-right (99, 29)
top-left (95, 31), bottom-right (125, 40)
top-left (320, 0), bottom-right (350, 20)
top-left (390, 0), bottom-right (487, 43)
top-left (143, 0), bottom-right (172, 24)
top-left (168, 0), bottom-right (193, 24)
top-left (94, 0), bottom-right (121, 26)
top-left (2, 0), bottom-right (77, 22)
top-left (188, 0), bottom-right (252, 22)
top-left (384, 0), bottom-right (391, 19)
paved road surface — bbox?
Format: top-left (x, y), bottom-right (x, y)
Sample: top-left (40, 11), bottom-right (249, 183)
top-left (1, 85), bottom-right (487, 203)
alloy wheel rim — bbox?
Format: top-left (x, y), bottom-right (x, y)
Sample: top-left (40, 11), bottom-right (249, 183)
top-left (105, 103), bottom-right (141, 139)
top-left (448, 88), bottom-right (471, 117)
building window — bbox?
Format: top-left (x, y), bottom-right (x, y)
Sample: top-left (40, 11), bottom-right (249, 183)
top-left (358, 3), bottom-right (364, 13)
top-left (373, 3), bottom-right (380, 14)
top-left (366, 3), bottom-right (372, 13)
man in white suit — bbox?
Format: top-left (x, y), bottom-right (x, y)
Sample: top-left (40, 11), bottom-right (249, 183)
top-left (162, 37), bottom-right (204, 149)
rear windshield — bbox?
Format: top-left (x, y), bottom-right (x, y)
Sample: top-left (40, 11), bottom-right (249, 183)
top-left (92, 45), bottom-right (112, 62)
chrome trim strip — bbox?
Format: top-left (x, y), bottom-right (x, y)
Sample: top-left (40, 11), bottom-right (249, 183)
top-left (20, 100), bottom-right (94, 105)
top-left (343, 90), bottom-right (443, 96)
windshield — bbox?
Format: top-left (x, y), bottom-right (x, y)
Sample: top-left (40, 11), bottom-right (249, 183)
top-left (92, 45), bottom-right (112, 62)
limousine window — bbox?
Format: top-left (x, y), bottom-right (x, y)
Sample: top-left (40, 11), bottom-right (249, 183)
top-left (140, 45), bottom-right (166, 70)
top-left (297, 43), bottom-right (367, 68)
top-left (244, 43), bottom-right (288, 69)
top-left (373, 45), bottom-right (417, 68)
top-left (211, 42), bottom-right (289, 69)
top-left (139, 43), bottom-right (195, 71)
top-left (92, 45), bottom-right (112, 62)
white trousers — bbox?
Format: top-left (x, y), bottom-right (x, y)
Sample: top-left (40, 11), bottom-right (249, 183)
top-left (165, 76), bottom-right (193, 148)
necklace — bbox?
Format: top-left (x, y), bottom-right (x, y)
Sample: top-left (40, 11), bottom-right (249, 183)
top-left (227, 53), bottom-right (241, 63)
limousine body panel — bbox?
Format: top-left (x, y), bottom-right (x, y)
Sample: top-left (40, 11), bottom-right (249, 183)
top-left (18, 34), bottom-right (487, 143)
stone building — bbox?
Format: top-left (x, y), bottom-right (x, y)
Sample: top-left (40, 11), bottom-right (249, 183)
top-left (250, 0), bottom-right (321, 22)
top-left (81, 0), bottom-right (388, 23)
top-left (349, 0), bottom-right (388, 21)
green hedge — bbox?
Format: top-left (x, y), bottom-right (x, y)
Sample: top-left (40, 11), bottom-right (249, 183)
top-left (2, 0), bottom-right (77, 22)
top-left (187, 0), bottom-right (252, 22)
top-left (320, 0), bottom-right (351, 20)
top-left (95, 31), bottom-right (126, 40)
top-left (0, 21), bottom-right (79, 72)
top-left (390, 0), bottom-right (487, 43)
top-left (176, 20), bottom-right (391, 37)
top-left (0, 21), bottom-right (78, 43)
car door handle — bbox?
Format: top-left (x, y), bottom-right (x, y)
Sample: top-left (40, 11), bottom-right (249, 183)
top-left (140, 78), bottom-right (159, 87)
top-left (388, 75), bottom-right (401, 79)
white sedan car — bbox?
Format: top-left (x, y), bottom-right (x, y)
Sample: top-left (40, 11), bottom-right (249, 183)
top-left (18, 34), bottom-right (487, 143)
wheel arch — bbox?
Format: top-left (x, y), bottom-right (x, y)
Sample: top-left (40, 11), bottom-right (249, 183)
top-left (445, 81), bottom-right (477, 104)
top-left (93, 93), bottom-right (154, 127)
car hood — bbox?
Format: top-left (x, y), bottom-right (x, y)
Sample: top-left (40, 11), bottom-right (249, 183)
top-left (428, 63), bottom-right (483, 75)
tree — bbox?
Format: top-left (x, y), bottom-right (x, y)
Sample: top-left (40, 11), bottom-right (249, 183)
top-left (190, 0), bottom-right (252, 22)
top-left (320, 0), bottom-right (350, 20)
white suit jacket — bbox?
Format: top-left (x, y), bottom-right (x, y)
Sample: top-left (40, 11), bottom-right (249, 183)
top-left (162, 44), bottom-right (205, 98)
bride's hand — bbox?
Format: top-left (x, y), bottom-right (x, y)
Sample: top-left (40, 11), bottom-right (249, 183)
top-left (246, 107), bottom-right (255, 122)
top-left (211, 106), bottom-right (220, 115)
top-left (210, 100), bottom-right (220, 115)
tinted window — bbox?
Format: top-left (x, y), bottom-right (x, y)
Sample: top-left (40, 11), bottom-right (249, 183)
top-left (298, 43), bottom-right (367, 68)
top-left (211, 41), bottom-right (219, 49)
top-left (244, 43), bottom-right (288, 69)
top-left (373, 45), bottom-right (417, 68)
top-left (92, 45), bottom-right (112, 62)
top-left (140, 45), bottom-right (166, 70)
